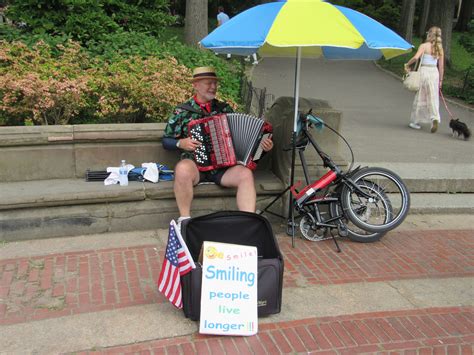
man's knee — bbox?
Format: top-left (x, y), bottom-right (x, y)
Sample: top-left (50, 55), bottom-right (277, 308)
top-left (174, 160), bottom-right (198, 183)
top-left (235, 166), bottom-right (254, 185)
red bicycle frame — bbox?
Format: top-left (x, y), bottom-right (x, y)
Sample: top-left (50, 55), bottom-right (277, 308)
top-left (290, 170), bottom-right (338, 206)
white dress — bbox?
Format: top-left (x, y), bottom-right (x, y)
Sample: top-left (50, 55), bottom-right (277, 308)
top-left (410, 54), bottom-right (441, 124)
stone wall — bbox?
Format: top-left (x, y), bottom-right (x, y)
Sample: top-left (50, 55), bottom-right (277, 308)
top-left (0, 99), bottom-right (344, 183)
top-left (0, 97), bottom-right (344, 240)
top-left (0, 123), bottom-right (175, 182)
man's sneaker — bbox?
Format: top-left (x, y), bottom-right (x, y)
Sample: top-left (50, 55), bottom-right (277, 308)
top-left (252, 60), bottom-right (259, 65)
top-left (409, 123), bottom-right (421, 130)
top-left (177, 216), bottom-right (191, 232)
top-left (431, 120), bottom-right (439, 133)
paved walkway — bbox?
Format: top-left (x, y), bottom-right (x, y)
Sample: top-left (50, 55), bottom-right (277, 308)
top-left (1, 215), bottom-right (473, 353)
top-left (251, 58), bottom-right (473, 164)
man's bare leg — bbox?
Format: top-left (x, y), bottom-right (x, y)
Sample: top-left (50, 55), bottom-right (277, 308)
top-left (173, 159), bottom-right (200, 217)
top-left (220, 165), bottom-right (256, 212)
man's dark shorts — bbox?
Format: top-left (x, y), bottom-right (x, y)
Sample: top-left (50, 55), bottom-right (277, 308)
top-left (199, 168), bottom-right (227, 185)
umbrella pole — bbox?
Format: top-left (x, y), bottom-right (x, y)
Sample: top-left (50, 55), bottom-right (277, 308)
top-left (288, 47), bottom-right (302, 248)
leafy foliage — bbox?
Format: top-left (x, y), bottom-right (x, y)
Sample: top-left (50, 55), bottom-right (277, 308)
top-left (330, 0), bottom-right (401, 31)
top-left (89, 56), bottom-right (193, 124)
top-left (82, 30), bottom-right (241, 102)
top-left (5, 0), bottom-right (173, 43)
top-left (0, 41), bottom-right (91, 125)
top-left (0, 25), bottom-right (73, 51)
top-left (0, 39), bottom-right (240, 126)
top-left (458, 21), bottom-right (474, 55)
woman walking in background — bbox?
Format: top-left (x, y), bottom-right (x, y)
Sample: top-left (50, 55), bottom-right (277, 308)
top-left (405, 26), bottom-right (444, 133)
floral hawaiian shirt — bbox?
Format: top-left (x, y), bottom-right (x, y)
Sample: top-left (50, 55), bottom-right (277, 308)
top-left (164, 97), bottom-right (233, 161)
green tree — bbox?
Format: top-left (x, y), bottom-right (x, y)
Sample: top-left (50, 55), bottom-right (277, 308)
top-left (399, 0), bottom-right (416, 42)
top-left (455, 0), bottom-right (473, 32)
top-left (428, 0), bottom-right (457, 64)
top-left (418, 0), bottom-right (431, 37)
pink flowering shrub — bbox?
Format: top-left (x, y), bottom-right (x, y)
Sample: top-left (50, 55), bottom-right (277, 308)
top-left (92, 56), bottom-right (193, 122)
top-left (0, 41), bottom-right (91, 125)
top-left (0, 40), bottom-right (237, 125)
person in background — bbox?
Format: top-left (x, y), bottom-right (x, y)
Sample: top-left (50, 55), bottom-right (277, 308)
top-left (162, 67), bottom-right (273, 229)
top-left (405, 26), bottom-right (444, 133)
top-left (244, 53), bottom-right (259, 65)
top-left (217, 6), bottom-right (231, 59)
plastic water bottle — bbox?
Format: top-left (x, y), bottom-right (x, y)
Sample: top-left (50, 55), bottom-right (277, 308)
top-left (119, 160), bottom-right (128, 186)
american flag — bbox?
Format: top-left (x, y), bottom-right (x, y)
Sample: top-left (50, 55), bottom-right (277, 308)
top-left (157, 220), bottom-right (195, 308)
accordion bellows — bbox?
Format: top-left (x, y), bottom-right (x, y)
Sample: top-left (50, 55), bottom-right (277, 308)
top-left (188, 113), bottom-right (272, 171)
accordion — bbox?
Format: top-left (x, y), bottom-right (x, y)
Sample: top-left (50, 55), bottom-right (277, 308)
top-left (188, 113), bottom-right (272, 171)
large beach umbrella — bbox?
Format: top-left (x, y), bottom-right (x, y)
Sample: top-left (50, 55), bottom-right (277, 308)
top-left (201, 0), bottom-right (412, 131)
top-left (200, 0), bottom-right (412, 244)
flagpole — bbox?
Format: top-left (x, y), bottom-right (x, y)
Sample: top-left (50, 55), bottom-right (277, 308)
top-left (288, 47), bottom-right (302, 248)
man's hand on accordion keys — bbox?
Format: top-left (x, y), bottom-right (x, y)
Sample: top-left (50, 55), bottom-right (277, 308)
top-left (179, 137), bottom-right (202, 152)
top-left (260, 134), bottom-right (273, 152)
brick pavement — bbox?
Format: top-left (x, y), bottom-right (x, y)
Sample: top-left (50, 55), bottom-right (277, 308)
top-left (1, 229), bottom-right (472, 326)
top-left (1, 229), bottom-right (473, 353)
top-left (71, 307), bottom-right (474, 354)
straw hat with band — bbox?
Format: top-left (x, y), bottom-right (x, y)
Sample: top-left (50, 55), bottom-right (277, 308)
top-left (192, 67), bottom-right (220, 82)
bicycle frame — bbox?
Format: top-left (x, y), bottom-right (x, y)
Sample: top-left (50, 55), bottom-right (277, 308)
top-left (289, 113), bottom-right (374, 207)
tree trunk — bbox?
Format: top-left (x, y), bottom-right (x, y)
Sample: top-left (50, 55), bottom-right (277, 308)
top-left (185, 0), bottom-right (208, 47)
top-left (418, 0), bottom-right (431, 37)
top-left (427, 0), bottom-right (457, 65)
top-left (399, 0), bottom-right (416, 42)
top-left (455, 0), bottom-right (473, 31)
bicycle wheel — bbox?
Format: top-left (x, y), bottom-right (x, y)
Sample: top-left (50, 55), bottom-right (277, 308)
top-left (329, 183), bottom-right (391, 243)
top-left (340, 167), bottom-right (410, 233)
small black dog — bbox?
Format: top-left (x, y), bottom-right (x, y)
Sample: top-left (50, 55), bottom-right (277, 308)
top-left (449, 119), bottom-right (471, 140)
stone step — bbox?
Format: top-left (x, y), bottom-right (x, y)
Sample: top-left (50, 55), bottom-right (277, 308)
top-left (293, 162), bottom-right (474, 193)
top-left (0, 171), bottom-right (285, 241)
top-left (408, 193), bottom-right (474, 214)
top-left (363, 162), bottom-right (474, 193)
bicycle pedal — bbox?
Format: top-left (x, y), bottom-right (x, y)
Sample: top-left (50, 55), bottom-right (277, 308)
top-left (337, 224), bottom-right (349, 237)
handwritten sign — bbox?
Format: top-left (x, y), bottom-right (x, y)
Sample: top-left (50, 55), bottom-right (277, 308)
top-left (199, 241), bottom-right (258, 336)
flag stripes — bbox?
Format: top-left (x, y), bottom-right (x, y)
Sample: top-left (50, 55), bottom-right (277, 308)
top-left (157, 220), bottom-right (195, 309)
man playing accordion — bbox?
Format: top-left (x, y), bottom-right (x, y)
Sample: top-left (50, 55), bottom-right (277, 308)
top-left (163, 67), bottom-right (274, 228)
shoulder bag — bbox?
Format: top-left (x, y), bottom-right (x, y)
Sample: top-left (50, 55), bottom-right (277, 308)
top-left (403, 53), bottom-right (424, 92)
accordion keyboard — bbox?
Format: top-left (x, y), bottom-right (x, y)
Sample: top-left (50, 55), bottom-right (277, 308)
top-left (188, 113), bottom-right (271, 172)
top-left (189, 115), bottom-right (236, 171)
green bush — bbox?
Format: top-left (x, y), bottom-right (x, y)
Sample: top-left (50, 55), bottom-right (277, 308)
top-left (159, 39), bottom-right (242, 102)
top-left (100, 1), bottom-right (172, 36)
top-left (330, 0), bottom-right (400, 31)
top-left (5, 0), bottom-right (173, 44)
top-left (85, 30), bottom-right (165, 60)
top-left (88, 56), bottom-right (193, 124)
top-left (85, 31), bottom-right (241, 104)
top-left (0, 25), bottom-right (73, 52)
top-left (458, 21), bottom-right (474, 56)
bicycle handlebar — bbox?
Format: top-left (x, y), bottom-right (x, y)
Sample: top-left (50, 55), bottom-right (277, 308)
top-left (306, 114), bottom-right (325, 128)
